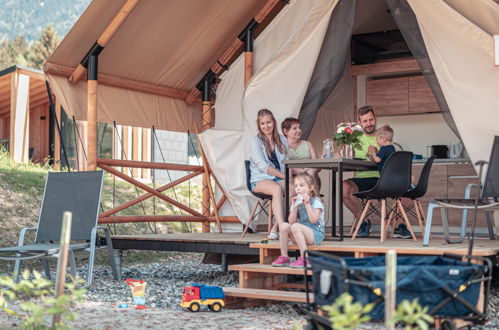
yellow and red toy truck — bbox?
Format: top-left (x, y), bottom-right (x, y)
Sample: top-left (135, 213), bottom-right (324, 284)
top-left (181, 284), bottom-right (225, 312)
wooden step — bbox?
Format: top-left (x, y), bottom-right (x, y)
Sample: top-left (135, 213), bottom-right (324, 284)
top-left (229, 263), bottom-right (312, 275)
top-left (223, 287), bottom-right (314, 303)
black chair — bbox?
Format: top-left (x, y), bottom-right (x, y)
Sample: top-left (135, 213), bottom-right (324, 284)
top-left (351, 151), bottom-right (413, 242)
top-left (389, 156), bottom-right (436, 239)
top-left (424, 136), bottom-right (499, 246)
top-left (241, 160), bottom-right (274, 237)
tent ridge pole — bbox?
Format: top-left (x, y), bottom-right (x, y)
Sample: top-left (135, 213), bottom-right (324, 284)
top-left (69, 0), bottom-right (140, 84)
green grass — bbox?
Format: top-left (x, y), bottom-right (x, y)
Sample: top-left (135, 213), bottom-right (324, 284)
top-left (0, 149), bottom-right (206, 240)
top-left (0, 149), bottom-right (52, 193)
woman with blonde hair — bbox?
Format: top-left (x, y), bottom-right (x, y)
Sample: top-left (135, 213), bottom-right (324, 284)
top-left (249, 109), bottom-right (288, 239)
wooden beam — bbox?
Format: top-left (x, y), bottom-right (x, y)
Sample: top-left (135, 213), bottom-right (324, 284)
top-left (11, 73), bottom-right (30, 163)
top-left (99, 215), bottom-right (240, 224)
top-left (244, 51), bottom-right (253, 86)
top-left (45, 63), bottom-right (192, 101)
top-left (350, 59), bottom-right (420, 76)
top-left (195, 123), bottom-right (222, 233)
top-left (185, 0), bottom-right (286, 104)
top-left (96, 157), bottom-right (204, 171)
top-left (17, 68), bottom-right (45, 81)
top-left (54, 98), bottom-right (61, 169)
top-left (87, 79), bottom-right (97, 171)
top-left (9, 72), bottom-right (17, 159)
top-left (69, 0), bottom-right (140, 84)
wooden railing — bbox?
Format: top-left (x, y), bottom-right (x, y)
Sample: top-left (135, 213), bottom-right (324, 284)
top-left (96, 158), bottom-right (237, 231)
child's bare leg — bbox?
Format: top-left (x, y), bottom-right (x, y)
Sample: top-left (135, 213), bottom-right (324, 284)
top-left (279, 223), bottom-right (291, 257)
top-left (290, 223), bottom-right (315, 257)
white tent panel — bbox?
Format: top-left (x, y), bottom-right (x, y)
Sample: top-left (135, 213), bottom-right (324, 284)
top-left (200, 0), bottom-right (337, 227)
top-left (408, 0), bottom-right (499, 178)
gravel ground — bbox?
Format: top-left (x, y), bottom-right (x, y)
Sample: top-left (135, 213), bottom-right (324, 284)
top-left (1, 252), bottom-right (499, 329)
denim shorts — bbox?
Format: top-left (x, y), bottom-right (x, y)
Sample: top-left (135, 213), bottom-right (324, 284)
top-left (250, 177), bottom-right (282, 191)
top-left (301, 221), bottom-right (325, 245)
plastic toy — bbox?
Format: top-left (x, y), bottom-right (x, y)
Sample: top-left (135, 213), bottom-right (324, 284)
top-left (125, 278), bottom-right (147, 305)
top-left (180, 284), bottom-right (225, 312)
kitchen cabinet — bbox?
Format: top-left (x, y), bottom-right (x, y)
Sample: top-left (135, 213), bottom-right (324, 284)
top-left (366, 77), bottom-right (408, 116)
top-left (408, 76), bottom-right (439, 114)
top-left (352, 58), bottom-right (441, 116)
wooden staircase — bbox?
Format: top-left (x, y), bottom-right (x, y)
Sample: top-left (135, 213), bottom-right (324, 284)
top-left (223, 247), bottom-right (314, 306)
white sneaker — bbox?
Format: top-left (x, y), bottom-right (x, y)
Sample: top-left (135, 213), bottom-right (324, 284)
top-left (267, 231), bottom-right (279, 240)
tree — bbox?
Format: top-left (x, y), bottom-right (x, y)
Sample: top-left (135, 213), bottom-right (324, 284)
top-left (26, 24), bottom-right (59, 69)
top-left (0, 36), bottom-right (29, 69)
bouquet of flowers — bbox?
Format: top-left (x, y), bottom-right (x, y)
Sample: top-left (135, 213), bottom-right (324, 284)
top-left (333, 122), bottom-right (363, 150)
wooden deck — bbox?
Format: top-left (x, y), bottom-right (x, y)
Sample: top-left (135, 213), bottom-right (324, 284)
top-left (111, 232), bottom-right (499, 258)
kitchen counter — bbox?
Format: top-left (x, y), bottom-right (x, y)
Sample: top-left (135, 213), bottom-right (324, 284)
top-left (413, 157), bottom-right (471, 164)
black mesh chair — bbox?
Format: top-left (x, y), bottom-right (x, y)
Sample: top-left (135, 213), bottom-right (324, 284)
top-left (423, 136), bottom-right (499, 246)
top-left (351, 151), bottom-right (413, 242)
top-left (0, 171), bottom-right (120, 287)
top-left (241, 160), bottom-right (274, 237)
top-left (390, 156), bottom-right (436, 239)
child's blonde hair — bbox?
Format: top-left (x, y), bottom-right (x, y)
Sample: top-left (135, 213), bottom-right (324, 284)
top-left (293, 173), bottom-right (316, 197)
top-left (376, 124), bottom-right (394, 142)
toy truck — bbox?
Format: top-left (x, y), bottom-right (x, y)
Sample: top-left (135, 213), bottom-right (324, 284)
top-left (181, 284), bottom-right (225, 312)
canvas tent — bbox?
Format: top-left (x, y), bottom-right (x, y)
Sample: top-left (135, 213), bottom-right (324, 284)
top-left (44, 0), bottom-right (499, 230)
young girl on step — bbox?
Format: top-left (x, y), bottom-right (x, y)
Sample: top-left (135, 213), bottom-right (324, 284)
top-left (272, 173), bottom-right (325, 268)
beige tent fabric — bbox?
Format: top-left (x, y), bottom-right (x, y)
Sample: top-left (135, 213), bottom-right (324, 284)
top-left (200, 0), bottom-right (337, 229)
top-left (444, 0), bottom-right (499, 36)
top-left (201, 0), bottom-right (325, 229)
top-left (407, 0), bottom-right (499, 176)
top-left (46, 75), bottom-right (201, 132)
top-left (45, 0), bottom-right (266, 131)
top-left (243, 0), bottom-right (339, 139)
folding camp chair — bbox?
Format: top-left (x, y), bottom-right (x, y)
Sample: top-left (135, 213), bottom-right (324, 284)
top-left (0, 171), bottom-right (120, 287)
top-left (423, 136), bottom-right (499, 246)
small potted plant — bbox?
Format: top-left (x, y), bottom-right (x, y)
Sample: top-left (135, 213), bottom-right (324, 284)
top-left (333, 122), bottom-right (363, 159)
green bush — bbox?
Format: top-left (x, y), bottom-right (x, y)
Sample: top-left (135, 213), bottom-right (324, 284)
top-left (390, 298), bottom-right (434, 330)
top-left (322, 293), bottom-right (375, 330)
top-left (0, 270), bottom-right (86, 329)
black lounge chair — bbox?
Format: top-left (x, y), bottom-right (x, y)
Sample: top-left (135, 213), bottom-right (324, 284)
top-left (423, 136), bottom-right (499, 246)
top-left (0, 171), bottom-right (120, 287)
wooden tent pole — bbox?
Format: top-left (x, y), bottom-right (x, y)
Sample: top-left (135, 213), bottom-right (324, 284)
top-left (69, 0), bottom-right (140, 84)
top-left (243, 20), bottom-right (258, 86)
top-left (199, 76), bottom-right (213, 232)
top-left (195, 123), bottom-right (222, 233)
top-left (54, 98), bottom-right (61, 169)
top-left (87, 55), bottom-right (98, 171)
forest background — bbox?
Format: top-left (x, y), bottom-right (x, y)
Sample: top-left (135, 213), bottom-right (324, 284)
top-left (0, 0), bottom-right (91, 70)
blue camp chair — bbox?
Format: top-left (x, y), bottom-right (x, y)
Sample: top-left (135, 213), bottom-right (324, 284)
top-left (0, 171), bottom-right (120, 287)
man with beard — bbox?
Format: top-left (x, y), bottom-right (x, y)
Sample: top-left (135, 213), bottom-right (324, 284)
top-left (342, 105), bottom-right (379, 237)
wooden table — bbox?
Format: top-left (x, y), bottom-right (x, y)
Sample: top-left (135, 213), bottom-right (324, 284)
top-left (284, 158), bottom-right (376, 241)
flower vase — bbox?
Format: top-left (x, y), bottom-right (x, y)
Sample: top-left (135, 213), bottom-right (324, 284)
top-left (341, 144), bottom-right (354, 159)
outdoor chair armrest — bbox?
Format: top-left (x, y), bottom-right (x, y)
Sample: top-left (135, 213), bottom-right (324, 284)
top-left (17, 227), bottom-right (37, 246)
top-left (464, 183), bottom-right (478, 199)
